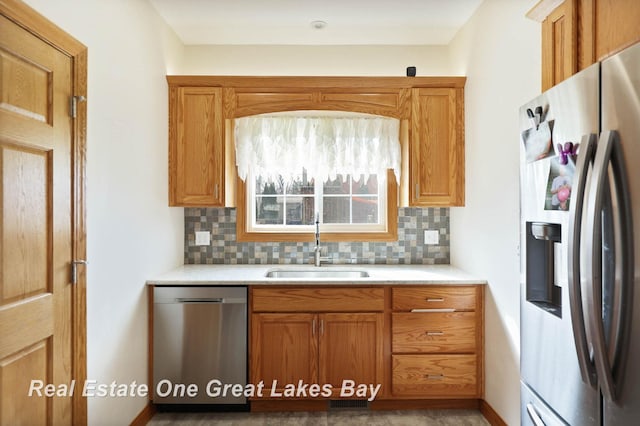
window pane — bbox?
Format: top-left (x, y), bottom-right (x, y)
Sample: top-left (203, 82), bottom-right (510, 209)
top-left (352, 174), bottom-right (378, 195)
top-left (286, 196), bottom-right (315, 225)
top-left (256, 196), bottom-right (283, 224)
top-left (323, 197), bottom-right (350, 223)
top-left (287, 172), bottom-right (314, 195)
top-left (323, 174), bottom-right (349, 194)
top-left (256, 178), bottom-right (284, 195)
top-left (353, 197), bottom-right (378, 223)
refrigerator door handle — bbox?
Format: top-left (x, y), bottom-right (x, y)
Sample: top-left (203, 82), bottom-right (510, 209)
top-left (584, 130), bottom-right (634, 402)
top-left (526, 403), bottom-right (546, 426)
top-left (567, 133), bottom-right (598, 387)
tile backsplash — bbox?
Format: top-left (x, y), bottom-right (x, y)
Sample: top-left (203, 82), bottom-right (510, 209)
top-left (184, 207), bottom-right (449, 265)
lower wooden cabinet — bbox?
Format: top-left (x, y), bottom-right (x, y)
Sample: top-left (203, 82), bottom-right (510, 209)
top-left (250, 284), bottom-right (483, 403)
top-left (390, 285), bottom-right (484, 399)
top-left (250, 288), bottom-right (384, 400)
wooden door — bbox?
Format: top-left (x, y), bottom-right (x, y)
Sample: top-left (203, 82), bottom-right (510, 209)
top-left (169, 86), bottom-right (224, 206)
top-left (318, 313), bottom-right (384, 398)
top-left (0, 12), bottom-right (77, 426)
top-left (250, 313), bottom-right (318, 395)
top-left (410, 88), bottom-right (464, 207)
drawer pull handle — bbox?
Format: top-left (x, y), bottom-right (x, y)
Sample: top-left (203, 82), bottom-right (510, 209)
top-left (426, 374), bottom-right (445, 380)
top-left (426, 331), bottom-right (444, 336)
top-left (427, 298), bottom-right (445, 302)
top-left (411, 308), bottom-right (455, 313)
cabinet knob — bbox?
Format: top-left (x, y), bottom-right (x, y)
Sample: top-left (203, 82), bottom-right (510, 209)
top-left (426, 331), bottom-right (444, 336)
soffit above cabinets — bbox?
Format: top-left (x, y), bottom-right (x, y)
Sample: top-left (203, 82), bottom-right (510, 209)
top-left (148, 0), bottom-right (483, 45)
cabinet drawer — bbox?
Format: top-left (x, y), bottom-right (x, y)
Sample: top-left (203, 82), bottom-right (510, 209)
top-left (392, 354), bottom-right (477, 397)
top-left (392, 312), bottom-right (476, 353)
top-left (392, 286), bottom-right (476, 311)
top-left (252, 287), bottom-right (384, 312)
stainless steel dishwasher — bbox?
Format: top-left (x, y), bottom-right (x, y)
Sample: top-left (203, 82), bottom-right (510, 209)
top-left (153, 286), bottom-right (247, 405)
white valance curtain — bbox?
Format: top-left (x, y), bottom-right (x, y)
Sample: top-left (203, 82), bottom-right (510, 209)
top-left (235, 115), bottom-right (401, 183)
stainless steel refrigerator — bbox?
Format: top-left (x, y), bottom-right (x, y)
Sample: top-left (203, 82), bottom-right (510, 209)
top-left (519, 42), bottom-right (639, 425)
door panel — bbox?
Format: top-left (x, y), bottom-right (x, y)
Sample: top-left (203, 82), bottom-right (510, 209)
top-left (0, 340), bottom-right (50, 426)
top-left (2, 146), bottom-right (51, 303)
top-left (0, 13), bottom-right (73, 426)
top-left (601, 39), bottom-right (640, 426)
top-left (0, 48), bottom-right (51, 124)
top-left (519, 63), bottom-right (600, 426)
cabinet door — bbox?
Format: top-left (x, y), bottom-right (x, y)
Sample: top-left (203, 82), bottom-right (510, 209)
top-left (250, 313), bottom-right (318, 395)
top-left (592, 0), bottom-right (640, 61)
top-left (410, 88), bottom-right (464, 206)
top-left (318, 313), bottom-right (384, 397)
top-left (541, 1), bottom-right (577, 91)
top-left (169, 86), bottom-right (224, 206)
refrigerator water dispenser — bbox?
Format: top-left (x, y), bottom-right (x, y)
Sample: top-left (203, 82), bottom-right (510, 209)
top-left (526, 221), bottom-right (562, 317)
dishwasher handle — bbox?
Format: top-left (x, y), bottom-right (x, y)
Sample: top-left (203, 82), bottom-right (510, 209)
top-left (175, 297), bottom-right (224, 303)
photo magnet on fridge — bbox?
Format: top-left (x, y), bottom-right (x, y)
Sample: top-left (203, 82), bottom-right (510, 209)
top-left (544, 155), bottom-right (575, 211)
top-left (521, 120), bottom-right (555, 163)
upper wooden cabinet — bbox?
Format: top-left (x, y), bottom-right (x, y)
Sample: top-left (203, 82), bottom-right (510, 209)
top-left (169, 86), bottom-right (224, 206)
top-left (540, 0), bottom-right (577, 90)
top-left (410, 88), bottom-right (464, 206)
top-left (530, 0), bottom-right (640, 91)
top-left (167, 76), bottom-right (466, 207)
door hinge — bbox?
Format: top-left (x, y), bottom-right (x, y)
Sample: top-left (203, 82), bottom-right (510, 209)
top-left (71, 260), bottom-right (87, 285)
top-left (70, 95), bottom-right (86, 118)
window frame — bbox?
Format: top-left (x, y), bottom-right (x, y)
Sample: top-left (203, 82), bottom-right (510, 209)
top-left (236, 170), bottom-right (398, 242)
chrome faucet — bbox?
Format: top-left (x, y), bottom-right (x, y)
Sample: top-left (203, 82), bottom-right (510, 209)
top-left (314, 214), bottom-right (330, 267)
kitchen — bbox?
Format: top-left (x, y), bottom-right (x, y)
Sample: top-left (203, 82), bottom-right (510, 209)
top-left (1, 0), bottom-right (638, 425)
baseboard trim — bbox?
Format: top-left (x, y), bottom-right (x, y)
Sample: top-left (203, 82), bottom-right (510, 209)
top-left (130, 402), bottom-right (156, 426)
top-left (480, 399), bottom-right (507, 426)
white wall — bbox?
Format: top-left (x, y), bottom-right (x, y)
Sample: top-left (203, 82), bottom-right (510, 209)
top-left (20, 0), bottom-right (184, 424)
top-left (180, 44), bottom-right (451, 76)
top-left (449, 0), bottom-right (540, 424)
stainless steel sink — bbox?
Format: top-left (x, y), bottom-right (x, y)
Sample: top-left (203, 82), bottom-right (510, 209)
top-left (264, 269), bottom-right (369, 278)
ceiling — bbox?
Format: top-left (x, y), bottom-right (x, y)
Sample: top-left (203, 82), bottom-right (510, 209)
top-left (148, 0), bottom-right (484, 46)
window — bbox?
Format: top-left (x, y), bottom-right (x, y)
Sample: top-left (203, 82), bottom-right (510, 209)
top-left (250, 170), bottom-right (387, 233)
top-left (236, 170), bottom-right (397, 243)
top-left (234, 113), bottom-right (400, 242)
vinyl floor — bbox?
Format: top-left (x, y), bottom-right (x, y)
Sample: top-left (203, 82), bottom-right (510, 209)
top-left (148, 409), bottom-right (490, 425)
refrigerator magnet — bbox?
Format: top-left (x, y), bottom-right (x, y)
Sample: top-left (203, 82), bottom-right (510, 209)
top-left (521, 120), bottom-right (555, 163)
top-left (544, 156), bottom-right (575, 211)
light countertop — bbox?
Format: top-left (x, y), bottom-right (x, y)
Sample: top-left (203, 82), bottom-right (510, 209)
top-left (146, 264), bottom-right (486, 286)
